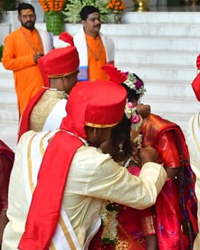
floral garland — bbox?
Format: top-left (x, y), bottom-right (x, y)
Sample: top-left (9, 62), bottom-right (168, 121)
top-left (124, 72), bottom-right (146, 95)
top-left (39, 0), bottom-right (66, 12)
top-left (106, 0), bottom-right (126, 11)
top-left (101, 201), bottom-right (120, 245)
top-left (125, 102), bottom-right (143, 131)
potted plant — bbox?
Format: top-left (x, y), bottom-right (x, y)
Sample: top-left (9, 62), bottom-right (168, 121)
top-left (106, 0), bottom-right (125, 23)
top-left (2, 0), bottom-right (18, 11)
top-left (39, 0), bottom-right (66, 35)
top-left (0, 45), bottom-right (4, 62)
top-left (63, 0), bottom-right (109, 24)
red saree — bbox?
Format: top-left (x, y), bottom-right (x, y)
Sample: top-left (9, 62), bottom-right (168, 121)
top-left (89, 114), bottom-right (197, 250)
top-left (0, 140), bottom-right (14, 211)
top-left (88, 216), bottom-right (145, 250)
top-left (142, 113), bottom-right (198, 250)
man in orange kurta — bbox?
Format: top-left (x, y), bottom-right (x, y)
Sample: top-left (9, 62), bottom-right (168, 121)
top-left (74, 6), bottom-right (115, 81)
top-left (2, 3), bottom-right (53, 116)
top-left (85, 33), bottom-right (108, 81)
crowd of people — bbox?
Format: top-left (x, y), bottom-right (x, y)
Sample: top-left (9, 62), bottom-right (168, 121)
top-left (0, 2), bottom-right (200, 250)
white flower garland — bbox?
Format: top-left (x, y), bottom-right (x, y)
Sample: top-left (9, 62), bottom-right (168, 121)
top-left (123, 72), bottom-right (146, 95)
top-left (101, 201), bottom-right (120, 245)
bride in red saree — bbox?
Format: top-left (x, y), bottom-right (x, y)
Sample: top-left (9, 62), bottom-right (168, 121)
top-left (88, 67), bottom-right (197, 250)
top-left (142, 113), bottom-right (198, 250)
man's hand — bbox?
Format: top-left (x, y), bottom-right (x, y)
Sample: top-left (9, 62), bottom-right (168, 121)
top-left (136, 104), bottom-right (151, 119)
top-left (33, 53), bottom-right (44, 64)
top-left (139, 146), bottom-right (158, 165)
top-left (196, 54), bottom-right (200, 70)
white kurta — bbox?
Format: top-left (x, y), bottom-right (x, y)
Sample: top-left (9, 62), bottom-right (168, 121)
top-left (38, 29), bottom-right (54, 55)
top-left (2, 130), bottom-right (167, 250)
top-left (186, 112), bottom-right (200, 250)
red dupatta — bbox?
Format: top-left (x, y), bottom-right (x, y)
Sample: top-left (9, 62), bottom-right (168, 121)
top-left (18, 130), bottom-right (83, 250)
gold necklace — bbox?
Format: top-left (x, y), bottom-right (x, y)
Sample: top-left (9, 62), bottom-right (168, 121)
top-left (20, 28), bottom-right (43, 53)
top-left (86, 39), bottom-right (103, 61)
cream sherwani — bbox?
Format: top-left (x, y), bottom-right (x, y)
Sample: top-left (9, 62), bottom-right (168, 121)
top-left (2, 130), bottom-right (167, 250)
top-left (29, 89), bottom-right (68, 132)
top-left (186, 113), bottom-right (200, 250)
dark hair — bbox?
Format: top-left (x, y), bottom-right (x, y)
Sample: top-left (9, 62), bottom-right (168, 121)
top-left (122, 73), bottom-right (144, 103)
top-left (110, 115), bottom-right (132, 156)
top-left (80, 5), bottom-right (100, 20)
top-left (110, 73), bottom-right (144, 156)
top-left (18, 2), bottom-right (35, 15)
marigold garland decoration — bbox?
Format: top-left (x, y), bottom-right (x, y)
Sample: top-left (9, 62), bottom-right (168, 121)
top-left (107, 0), bottom-right (125, 11)
top-left (39, 0), bottom-right (66, 12)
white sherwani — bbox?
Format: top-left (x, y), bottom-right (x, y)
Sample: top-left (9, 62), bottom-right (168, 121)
top-left (2, 130), bottom-right (167, 250)
top-left (186, 112), bottom-right (200, 250)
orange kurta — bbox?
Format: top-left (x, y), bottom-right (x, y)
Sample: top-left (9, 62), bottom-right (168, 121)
top-left (2, 27), bottom-right (44, 115)
top-left (85, 34), bottom-right (109, 81)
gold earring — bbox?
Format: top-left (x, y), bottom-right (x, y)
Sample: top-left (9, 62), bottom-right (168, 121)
top-left (118, 143), bottom-right (124, 155)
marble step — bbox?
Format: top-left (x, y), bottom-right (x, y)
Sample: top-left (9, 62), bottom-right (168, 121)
top-left (114, 36), bottom-right (200, 52)
top-left (116, 62), bottom-right (197, 81)
top-left (143, 79), bottom-right (195, 98)
top-left (116, 50), bottom-right (198, 66)
top-left (0, 89), bottom-right (17, 103)
top-left (0, 119), bottom-right (18, 151)
top-left (0, 103), bottom-right (18, 120)
top-left (101, 23), bottom-right (200, 37)
top-left (0, 71), bottom-right (14, 84)
top-left (142, 95), bottom-right (199, 113)
top-left (122, 11), bottom-right (200, 24)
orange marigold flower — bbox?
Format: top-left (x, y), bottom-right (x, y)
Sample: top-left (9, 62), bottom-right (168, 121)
top-left (106, 0), bottom-right (125, 10)
top-left (39, 0), bottom-right (66, 12)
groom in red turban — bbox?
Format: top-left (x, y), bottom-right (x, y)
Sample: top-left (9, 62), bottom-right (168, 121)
top-left (3, 80), bottom-right (167, 250)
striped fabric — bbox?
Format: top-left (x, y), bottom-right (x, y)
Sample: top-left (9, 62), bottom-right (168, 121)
top-left (22, 130), bottom-right (82, 250)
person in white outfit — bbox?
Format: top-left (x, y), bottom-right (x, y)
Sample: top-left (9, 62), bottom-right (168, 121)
top-left (74, 5), bottom-right (115, 81)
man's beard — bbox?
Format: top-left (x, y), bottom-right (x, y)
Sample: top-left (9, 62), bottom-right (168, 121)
top-left (23, 21), bottom-right (35, 30)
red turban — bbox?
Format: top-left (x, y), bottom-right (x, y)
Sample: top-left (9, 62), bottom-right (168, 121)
top-left (38, 46), bottom-right (79, 87)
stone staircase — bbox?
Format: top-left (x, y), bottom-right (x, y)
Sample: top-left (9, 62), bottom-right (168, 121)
top-left (1, 11), bottom-right (200, 151)
top-left (118, 12), bottom-right (200, 134)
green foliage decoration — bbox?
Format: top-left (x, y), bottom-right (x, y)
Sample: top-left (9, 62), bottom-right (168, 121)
top-left (1, 0), bottom-right (18, 11)
top-left (0, 45), bottom-right (4, 62)
top-left (63, 0), bottom-right (109, 24)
